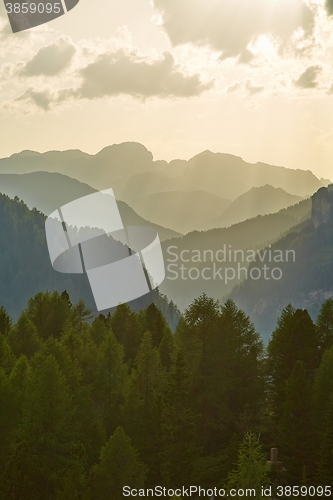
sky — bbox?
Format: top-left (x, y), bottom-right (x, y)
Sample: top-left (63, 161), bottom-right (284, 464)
top-left (1, 0), bottom-right (333, 179)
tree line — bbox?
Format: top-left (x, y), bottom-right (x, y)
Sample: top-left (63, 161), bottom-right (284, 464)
top-left (0, 290), bottom-right (332, 499)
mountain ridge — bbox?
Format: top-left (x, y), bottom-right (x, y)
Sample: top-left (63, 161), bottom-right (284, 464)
top-left (0, 142), bottom-right (328, 204)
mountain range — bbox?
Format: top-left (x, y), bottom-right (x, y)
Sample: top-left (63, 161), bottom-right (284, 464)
top-left (1, 142), bottom-right (332, 340)
top-left (0, 192), bottom-right (180, 326)
top-left (229, 186), bottom-right (333, 340)
top-left (198, 184), bottom-right (302, 231)
top-left (0, 142), bottom-right (329, 204)
top-left (0, 172), bottom-right (181, 241)
top-left (159, 197), bottom-right (312, 311)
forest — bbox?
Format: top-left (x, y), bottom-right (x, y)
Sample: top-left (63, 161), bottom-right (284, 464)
top-left (0, 290), bottom-right (333, 499)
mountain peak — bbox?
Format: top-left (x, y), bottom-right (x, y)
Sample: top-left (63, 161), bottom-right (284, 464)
top-left (96, 141), bottom-right (153, 161)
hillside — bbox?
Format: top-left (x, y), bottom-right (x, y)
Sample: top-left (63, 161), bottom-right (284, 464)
top-left (229, 186), bottom-right (333, 340)
top-left (160, 197), bottom-right (311, 311)
top-left (199, 185), bottom-right (302, 231)
top-left (0, 172), bottom-right (181, 241)
top-left (130, 190), bottom-right (231, 234)
top-left (0, 193), bottom-right (180, 325)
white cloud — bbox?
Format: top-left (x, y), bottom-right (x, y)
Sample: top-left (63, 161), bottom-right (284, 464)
top-left (8, 43), bottom-right (214, 111)
top-left (152, 0), bottom-right (316, 61)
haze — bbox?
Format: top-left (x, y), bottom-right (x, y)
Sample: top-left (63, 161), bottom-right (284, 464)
top-left (1, 0), bottom-right (333, 179)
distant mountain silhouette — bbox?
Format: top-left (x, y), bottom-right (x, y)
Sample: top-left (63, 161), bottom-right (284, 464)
top-left (160, 198), bottom-right (311, 311)
top-left (0, 143), bottom-right (328, 209)
top-left (199, 185), bottom-right (302, 231)
top-left (0, 172), bottom-right (181, 241)
top-left (118, 172), bottom-right (194, 204)
top-left (229, 185), bottom-right (333, 341)
top-left (0, 193), bottom-right (180, 325)
top-left (130, 191), bottom-right (231, 234)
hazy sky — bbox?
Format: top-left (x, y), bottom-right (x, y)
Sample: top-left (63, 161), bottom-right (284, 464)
top-left (1, 0), bottom-right (333, 179)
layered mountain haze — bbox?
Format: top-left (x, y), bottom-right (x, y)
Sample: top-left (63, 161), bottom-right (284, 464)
top-left (0, 192), bottom-right (180, 325)
top-left (130, 191), bottom-right (231, 234)
top-left (199, 185), bottom-right (302, 231)
top-left (0, 172), bottom-right (181, 241)
top-left (160, 197), bottom-right (312, 311)
top-left (229, 185), bottom-right (333, 340)
top-left (0, 142), bottom-right (328, 206)
top-left (181, 151), bottom-right (328, 199)
top-left (1, 142), bottom-right (332, 342)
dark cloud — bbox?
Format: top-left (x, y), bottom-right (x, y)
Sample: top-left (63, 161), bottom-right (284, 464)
top-left (76, 49), bottom-right (213, 99)
top-left (20, 36), bottom-right (75, 76)
top-left (326, 0), bottom-right (333, 16)
top-left (294, 65), bottom-right (322, 89)
top-left (152, 0), bottom-right (315, 61)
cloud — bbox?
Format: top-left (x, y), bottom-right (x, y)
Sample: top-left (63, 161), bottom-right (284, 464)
top-left (228, 78), bottom-right (265, 96)
top-left (76, 49), bottom-right (213, 99)
top-left (11, 47), bottom-right (213, 111)
top-left (294, 65), bottom-right (322, 89)
top-left (20, 36), bottom-right (75, 76)
top-left (152, 0), bottom-right (315, 61)
top-left (326, 0), bottom-right (333, 16)
top-left (15, 88), bottom-right (53, 110)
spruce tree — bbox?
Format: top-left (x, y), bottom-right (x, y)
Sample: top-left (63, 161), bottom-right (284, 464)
top-left (3, 355), bottom-right (77, 500)
top-left (0, 305), bottom-right (11, 335)
top-left (279, 361), bottom-right (314, 484)
top-left (267, 306), bottom-right (320, 423)
top-left (125, 331), bottom-right (165, 485)
top-left (160, 349), bottom-right (200, 488)
top-left (316, 298), bottom-right (333, 352)
top-left (8, 312), bottom-right (41, 359)
top-left (88, 427), bottom-right (146, 500)
top-left (110, 303), bottom-right (140, 362)
top-left (227, 431), bottom-right (269, 499)
top-left (316, 393), bottom-right (333, 485)
top-left (97, 330), bottom-right (129, 437)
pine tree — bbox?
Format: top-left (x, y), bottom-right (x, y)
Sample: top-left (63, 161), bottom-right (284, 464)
top-left (0, 333), bottom-right (15, 373)
top-left (316, 393), bottom-right (333, 485)
top-left (3, 355), bottom-right (77, 500)
top-left (125, 331), bottom-right (166, 485)
top-left (316, 298), bottom-right (333, 352)
top-left (227, 431), bottom-right (269, 498)
top-left (0, 305), bottom-right (11, 335)
top-left (0, 368), bottom-right (16, 472)
top-left (267, 306), bottom-right (320, 423)
top-left (110, 303), bottom-right (140, 362)
top-left (8, 312), bottom-right (41, 359)
top-left (25, 291), bottom-right (71, 340)
top-left (313, 346), bottom-right (333, 430)
top-left (88, 427), bottom-right (146, 500)
top-left (97, 330), bottom-right (129, 437)
top-left (144, 302), bottom-right (169, 348)
top-left (55, 441), bottom-right (87, 500)
top-left (70, 299), bottom-right (93, 334)
top-left (160, 349), bottom-right (200, 488)
top-left (279, 361), bottom-right (314, 484)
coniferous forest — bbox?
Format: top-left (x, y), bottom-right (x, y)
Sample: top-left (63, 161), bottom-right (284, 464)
top-left (0, 290), bottom-right (333, 499)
